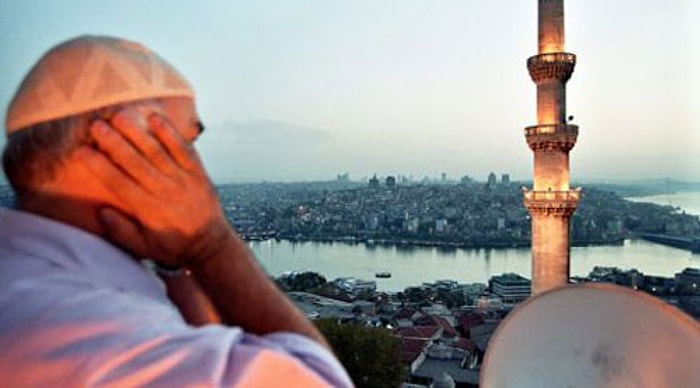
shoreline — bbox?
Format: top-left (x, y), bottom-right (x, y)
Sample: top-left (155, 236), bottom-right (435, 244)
top-left (624, 191), bottom-right (700, 217)
top-left (243, 235), bottom-right (626, 250)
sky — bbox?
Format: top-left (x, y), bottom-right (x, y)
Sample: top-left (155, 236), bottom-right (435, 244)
top-left (0, 0), bottom-right (698, 184)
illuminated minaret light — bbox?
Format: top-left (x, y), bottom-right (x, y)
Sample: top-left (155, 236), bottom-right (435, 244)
top-left (524, 0), bottom-right (581, 295)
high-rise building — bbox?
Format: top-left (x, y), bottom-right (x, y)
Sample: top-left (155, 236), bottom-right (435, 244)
top-left (368, 174), bottom-right (380, 189)
top-left (501, 174), bottom-right (510, 185)
top-left (523, 0), bottom-right (581, 295)
top-left (487, 172), bottom-right (497, 190)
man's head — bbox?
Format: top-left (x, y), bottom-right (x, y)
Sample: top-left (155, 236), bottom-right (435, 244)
top-left (3, 35), bottom-right (201, 200)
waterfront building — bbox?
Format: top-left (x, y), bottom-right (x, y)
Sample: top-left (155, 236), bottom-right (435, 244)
top-left (675, 268), bottom-right (700, 294)
top-left (523, 0), bottom-right (581, 294)
top-left (435, 219), bottom-right (448, 233)
top-left (489, 273), bottom-right (531, 305)
top-left (332, 277), bottom-right (377, 295)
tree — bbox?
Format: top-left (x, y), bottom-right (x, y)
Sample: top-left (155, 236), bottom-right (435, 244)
top-left (276, 271), bottom-right (327, 292)
top-left (316, 319), bottom-right (403, 388)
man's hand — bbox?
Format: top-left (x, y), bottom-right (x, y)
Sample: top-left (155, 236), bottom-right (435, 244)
top-left (80, 107), bottom-right (332, 349)
top-left (79, 108), bottom-right (230, 268)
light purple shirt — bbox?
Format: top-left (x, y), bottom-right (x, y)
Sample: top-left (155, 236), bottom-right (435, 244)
top-left (0, 207), bottom-right (353, 387)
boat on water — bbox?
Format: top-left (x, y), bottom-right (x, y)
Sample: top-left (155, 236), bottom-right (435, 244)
top-left (375, 271), bottom-right (392, 278)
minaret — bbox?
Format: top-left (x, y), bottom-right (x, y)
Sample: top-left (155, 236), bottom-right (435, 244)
top-left (524, 0), bottom-right (580, 295)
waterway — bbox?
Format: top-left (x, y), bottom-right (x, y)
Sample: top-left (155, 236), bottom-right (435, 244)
top-left (250, 240), bottom-right (697, 292)
top-left (626, 191), bottom-right (700, 217)
top-left (251, 191), bottom-right (700, 291)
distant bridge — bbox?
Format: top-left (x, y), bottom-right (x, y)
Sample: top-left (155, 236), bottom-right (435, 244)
top-left (637, 233), bottom-right (700, 254)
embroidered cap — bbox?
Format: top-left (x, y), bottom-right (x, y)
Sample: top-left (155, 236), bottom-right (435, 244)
top-left (5, 35), bottom-right (194, 134)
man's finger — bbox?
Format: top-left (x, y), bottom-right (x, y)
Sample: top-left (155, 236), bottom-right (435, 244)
top-left (99, 207), bottom-right (149, 259)
top-left (89, 120), bottom-right (164, 190)
top-left (76, 145), bottom-right (149, 208)
top-left (148, 115), bottom-right (200, 172)
top-left (110, 109), bottom-right (178, 176)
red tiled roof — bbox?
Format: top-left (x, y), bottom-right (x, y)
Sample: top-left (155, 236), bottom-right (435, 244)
top-left (394, 306), bottom-right (416, 320)
top-left (395, 326), bottom-right (441, 339)
top-left (396, 337), bottom-right (429, 363)
top-left (453, 338), bottom-right (477, 352)
top-left (415, 314), bottom-right (458, 338)
top-left (458, 312), bottom-right (486, 332)
top-left (435, 316), bottom-right (458, 338)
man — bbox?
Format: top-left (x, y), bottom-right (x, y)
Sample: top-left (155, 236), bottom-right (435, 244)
top-left (0, 35), bottom-right (353, 387)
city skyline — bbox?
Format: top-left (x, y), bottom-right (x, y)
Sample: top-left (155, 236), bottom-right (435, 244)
top-left (0, 0), bottom-right (698, 183)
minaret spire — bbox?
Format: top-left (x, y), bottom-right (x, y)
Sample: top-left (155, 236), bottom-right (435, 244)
top-left (524, 0), bottom-right (580, 295)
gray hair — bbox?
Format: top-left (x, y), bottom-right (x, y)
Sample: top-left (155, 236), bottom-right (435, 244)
top-left (3, 99), bottom-right (159, 196)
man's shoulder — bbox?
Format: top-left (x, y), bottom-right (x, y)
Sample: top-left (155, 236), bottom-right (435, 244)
top-left (0, 253), bottom-right (174, 330)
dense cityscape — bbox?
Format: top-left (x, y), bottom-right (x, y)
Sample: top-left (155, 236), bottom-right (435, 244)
top-left (275, 264), bottom-right (700, 386)
top-left (216, 175), bottom-right (700, 252)
top-left (1, 180), bottom-right (698, 386)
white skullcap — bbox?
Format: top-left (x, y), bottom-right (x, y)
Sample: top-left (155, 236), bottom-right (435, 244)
top-left (6, 35), bottom-right (194, 134)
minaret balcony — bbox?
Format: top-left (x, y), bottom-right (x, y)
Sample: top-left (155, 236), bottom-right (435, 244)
top-left (523, 188), bottom-right (581, 216)
top-left (525, 124), bottom-right (578, 151)
top-left (527, 52), bottom-right (576, 83)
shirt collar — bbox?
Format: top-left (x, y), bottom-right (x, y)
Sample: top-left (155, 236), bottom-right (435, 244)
top-left (0, 207), bottom-right (167, 301)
